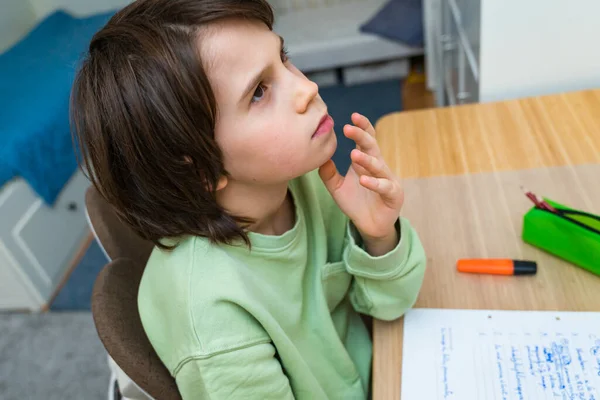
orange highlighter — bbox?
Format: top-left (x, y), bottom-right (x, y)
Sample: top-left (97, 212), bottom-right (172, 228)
top-left (457, 259), bottom-right (537, 275)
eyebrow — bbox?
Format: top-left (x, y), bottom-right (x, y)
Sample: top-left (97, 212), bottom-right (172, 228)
top-left (239, 35), bottom-right (285, 104)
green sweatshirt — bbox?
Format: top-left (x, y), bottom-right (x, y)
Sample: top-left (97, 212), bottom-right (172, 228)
top-left (138, 170), bottom-right (426, 399)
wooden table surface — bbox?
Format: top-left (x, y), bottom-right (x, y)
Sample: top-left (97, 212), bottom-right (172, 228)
top-left (371, 90), bottom-right (600, 400)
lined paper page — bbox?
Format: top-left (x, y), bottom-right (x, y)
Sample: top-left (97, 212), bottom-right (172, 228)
top-left (402, 309), bottom-right (600, 400)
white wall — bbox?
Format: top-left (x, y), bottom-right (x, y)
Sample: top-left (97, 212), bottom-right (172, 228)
top-left (0, 0), bottom-right (37, 53)
top-left (0, 0), bottom-right (134, 53)
top-left (27, 0), bottom-right (133, 19)
top-left (25, 0), bottom-right (304, 18)
top-left (479, 0), bottom-right (600, 103)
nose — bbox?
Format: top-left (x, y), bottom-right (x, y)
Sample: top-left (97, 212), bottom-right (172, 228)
top-left (293, 75), bottom-right (319, 114)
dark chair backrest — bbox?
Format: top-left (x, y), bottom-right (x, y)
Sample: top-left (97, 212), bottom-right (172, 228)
top-left (92, 258), bottom-right (182, 400)
top-left (85, 186), bottom-right (154, 265)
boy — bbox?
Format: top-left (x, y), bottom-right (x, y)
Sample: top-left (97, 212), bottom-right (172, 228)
top-left (71, 0), bottom-right (426, 398)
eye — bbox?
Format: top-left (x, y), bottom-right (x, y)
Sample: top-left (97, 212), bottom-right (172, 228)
top-left (281, 46), bottom-right (289, 63)
top-left (251, 84), bottom-right (266, 103)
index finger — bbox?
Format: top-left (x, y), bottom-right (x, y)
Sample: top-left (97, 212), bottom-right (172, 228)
top-left (343, 124), bottom-right (379, 155)
top-left (351, 113), bottom-right (376, 137)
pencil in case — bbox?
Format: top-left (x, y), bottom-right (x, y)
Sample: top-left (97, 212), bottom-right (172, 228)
top-left (522, 199), bottom-right (600, 276)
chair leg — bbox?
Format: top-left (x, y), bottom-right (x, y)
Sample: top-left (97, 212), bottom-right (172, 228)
top-left (114, 379), bottom-right (123, 400)
top-left (108, 372), bottom-right (122, 400)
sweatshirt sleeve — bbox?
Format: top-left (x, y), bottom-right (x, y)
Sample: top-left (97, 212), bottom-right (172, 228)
top-left (174, 342), bottom-right (295, 400)
top-left (343, 217), bottom-right (426, 321)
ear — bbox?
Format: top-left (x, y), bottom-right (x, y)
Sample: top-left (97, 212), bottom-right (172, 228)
top-left (215, 176), bottom-right (228, 191)
top-left (184, 156), bottom-right (227, 191)
top-left (203, 176), bottom-right (228, 192)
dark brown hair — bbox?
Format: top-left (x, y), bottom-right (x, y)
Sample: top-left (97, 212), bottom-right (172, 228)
top-left (71, 0), bottom-right (274, 249)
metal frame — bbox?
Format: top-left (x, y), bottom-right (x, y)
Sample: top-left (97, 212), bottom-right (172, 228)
top-left (429, 0), bottom-right (480, 106)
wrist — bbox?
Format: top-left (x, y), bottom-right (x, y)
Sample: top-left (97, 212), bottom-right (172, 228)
top-left (361, 228), bottom-right (399, 257)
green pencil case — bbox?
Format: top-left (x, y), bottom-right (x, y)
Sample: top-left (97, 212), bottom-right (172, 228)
top-left (522, 199), bottom-right (600, 276)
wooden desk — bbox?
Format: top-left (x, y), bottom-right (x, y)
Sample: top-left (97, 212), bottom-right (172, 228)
top-left (372, 90), bottom-right (600, 400)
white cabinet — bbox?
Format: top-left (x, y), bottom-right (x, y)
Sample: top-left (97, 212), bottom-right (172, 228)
top-left (273, 0), bottom-right (422, 74)
top-left (426, 0), bottom-right (600, 106)
top-left (0, 171), bottom-right (90, 311)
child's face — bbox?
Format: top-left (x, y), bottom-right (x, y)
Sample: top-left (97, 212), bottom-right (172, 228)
top-left (202, 19), bottom-right (337, 186)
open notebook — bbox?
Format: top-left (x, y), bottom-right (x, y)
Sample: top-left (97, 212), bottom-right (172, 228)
top-left (402, 309), bottom-right (600, 400)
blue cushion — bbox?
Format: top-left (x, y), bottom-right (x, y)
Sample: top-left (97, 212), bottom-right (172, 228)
top-left (360, 0), bottom-right (424, 48)
top-left (0, 10), bottom-right (114, 204)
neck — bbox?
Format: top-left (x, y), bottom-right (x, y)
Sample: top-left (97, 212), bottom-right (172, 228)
top-left (216, 180), bottom-right (295, 236)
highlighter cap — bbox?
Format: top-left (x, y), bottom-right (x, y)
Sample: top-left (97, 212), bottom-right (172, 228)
top-left (513, 260), bottom-right (537, 275)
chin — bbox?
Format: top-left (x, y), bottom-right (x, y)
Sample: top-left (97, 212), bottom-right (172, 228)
top-left (323, 130), bottom-right (338, 158)
top-left (313, 131), bottom-right (338, 168)
top-left (291, 132), bottom-right (339, 177)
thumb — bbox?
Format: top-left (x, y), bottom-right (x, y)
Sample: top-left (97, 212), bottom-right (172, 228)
top-left (318, 159), bottom-right (344, 194)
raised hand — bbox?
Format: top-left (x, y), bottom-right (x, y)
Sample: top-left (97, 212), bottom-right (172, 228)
top-left (319, 113), bottom-right (404, 254)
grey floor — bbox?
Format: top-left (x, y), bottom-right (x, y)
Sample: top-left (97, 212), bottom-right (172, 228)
top-left (0, 312), bottom-right (110, 400)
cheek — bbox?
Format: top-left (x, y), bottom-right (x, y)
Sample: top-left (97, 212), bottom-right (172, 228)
top-left (229, 120), bottom-right (307, 178)
top-left (263, 134), bottom-right (302, 168)
top-left (250, 122), bottom-right (304, 167)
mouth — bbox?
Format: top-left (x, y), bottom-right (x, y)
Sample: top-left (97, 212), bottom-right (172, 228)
top-left (312, 114), bottom-right (334, 139)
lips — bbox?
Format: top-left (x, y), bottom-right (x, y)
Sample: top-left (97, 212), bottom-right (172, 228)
top-left (312, 114), bottom-right (334, 139)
